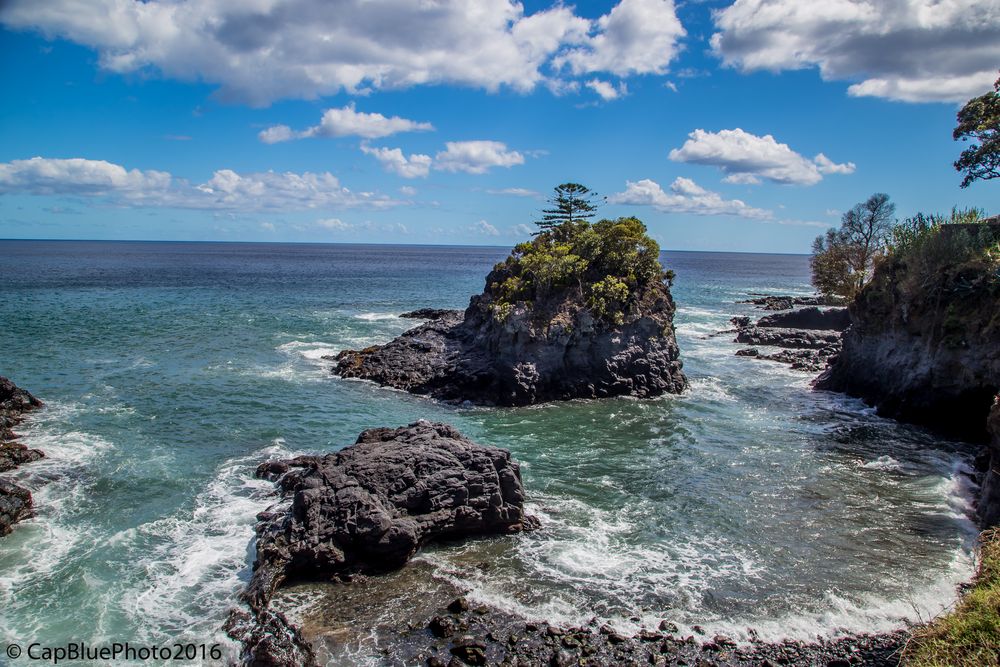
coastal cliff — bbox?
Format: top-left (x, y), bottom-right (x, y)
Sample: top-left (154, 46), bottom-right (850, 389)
top-left (816, 220), bottom-right (1000, 523)
top-left (335, 216), bottom-right (686, 405)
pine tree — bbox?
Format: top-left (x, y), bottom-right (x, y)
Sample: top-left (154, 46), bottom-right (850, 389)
top-left (535, 183), bottom-right (604, 239)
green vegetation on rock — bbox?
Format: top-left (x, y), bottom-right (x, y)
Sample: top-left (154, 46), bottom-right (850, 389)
top-left (486, 184), bottom-right (670, 325)
top-left (904, 528), bottom-right (1000, 667)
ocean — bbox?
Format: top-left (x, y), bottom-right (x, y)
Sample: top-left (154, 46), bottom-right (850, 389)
top-left (0, 240), bottom-right (980, 664)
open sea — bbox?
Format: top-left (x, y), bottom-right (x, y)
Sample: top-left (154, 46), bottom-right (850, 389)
top-left (0, 240), bottom-right (980, 664)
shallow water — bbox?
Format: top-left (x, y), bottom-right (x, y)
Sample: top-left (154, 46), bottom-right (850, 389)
top-left (0, 241), bottom-right (979, 664)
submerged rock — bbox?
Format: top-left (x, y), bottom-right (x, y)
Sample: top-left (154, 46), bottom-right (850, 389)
top-left (0, 376), bottom-right (43, 536)
top-left (738, 294), bottom-right (836, 311)
top-left (230, 421), bottom-right (536, 665)
top-left (335, 218), bottom-right (686, 406)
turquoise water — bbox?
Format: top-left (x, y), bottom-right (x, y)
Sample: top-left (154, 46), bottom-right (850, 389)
top-left (0, 241), bottom-right (979, 663)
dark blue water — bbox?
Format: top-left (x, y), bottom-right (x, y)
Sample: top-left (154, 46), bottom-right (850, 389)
top-left (0, 241), bottom-right (978, 663)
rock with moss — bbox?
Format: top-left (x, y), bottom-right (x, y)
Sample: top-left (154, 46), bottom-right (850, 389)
top-left (334, 217), bottom-right (686, 405)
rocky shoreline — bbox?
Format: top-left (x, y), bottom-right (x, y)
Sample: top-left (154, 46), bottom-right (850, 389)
top-left (0, 376), bottom-right (43, 536)
top-left (729, 297), bottom-right (850, 372)
top-left (230, 417), bottom-right (921, 667)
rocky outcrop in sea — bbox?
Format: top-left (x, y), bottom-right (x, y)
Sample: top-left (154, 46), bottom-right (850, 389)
top-left (228, 421), bottom-right (537, 666)
top-left (731, 305), bottom-right (850, 372)
top-left (0, 375), bottom-right (43, 535)
top-left (334, 264), bottom-right (686, 406)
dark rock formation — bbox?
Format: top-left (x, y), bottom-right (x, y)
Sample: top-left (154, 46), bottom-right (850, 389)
top-left (731, 308), bottom-right (847, 372)
top-left (981, 398), bottom-right (1000, 528)
top-left (0, 376), bottom-right (43, 536)
top-left (400, 308), bottom-right (460, 320)
top-left (335, 274), bottom-right (686, 406)
top-left (229, 421), bottom-right (536, 666)
top-left (815, 262), bottom-right (999, 443)
top-left (0, 479), bottom-right (32, 537)
top-left (738, 294), bottom-right (836, 311)
top-left (757, 306), bottom-right (851, 331)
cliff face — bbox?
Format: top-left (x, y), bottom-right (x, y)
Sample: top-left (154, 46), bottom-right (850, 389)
top-left (982, 399), bottom-right (1000, 528)
top-left (815, 239), bottom-right (1000, 442)
top-left (815, 223), bottom-right (1000, 525)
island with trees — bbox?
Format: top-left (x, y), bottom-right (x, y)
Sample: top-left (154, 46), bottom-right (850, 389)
top-left (333, 183), bottom-right (686, 405)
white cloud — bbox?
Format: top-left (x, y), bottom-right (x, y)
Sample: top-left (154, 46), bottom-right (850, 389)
top-left (399, 186), bottom-right (417, 196)
top-left (668, 128), bottom-right (855, 186)
top-left (609, 177), bottom-right (772, 219)
top-left (472, 219), bottom-right (500, 236)
top-left (0, 0), bottom-right (681, 105)
top-left (586, 78), bottom-right (628, 100)
top-left (434, 141), bottom-right (524, 174)
top-left (711, 0), bottom-right (1000, 103)
top-left (360, 144), bottom-right (433, 179)
top-left (487, 187), bottom-right (541, 198)
top-left (0, 156), bottom-right (399, 211)
top-left (316, 217), bottom-right (351, 230)
top-left (259, 221), bottom-right (276, 231)
top-left (512, 223), bottom-right (534, 236)
top-left (814, 152), bottom-right (856, 175)
top-left (0, 156), bottom-right (171, 196)
top-left (556, 0), bottom-right (685, 77)
top-left (260, 103), bottom-right (433, 143)
top-left (258, 125), bottom-right (296, 144)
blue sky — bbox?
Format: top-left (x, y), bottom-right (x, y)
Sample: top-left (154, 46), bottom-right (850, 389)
top-left (1, 0), bottom-right (997, 253)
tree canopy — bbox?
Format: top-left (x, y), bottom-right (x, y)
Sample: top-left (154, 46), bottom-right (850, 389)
top-left (954, 73), bottom-right (1000, 188)
top-left (491, 212), bottom-right (667, 324)
top-left (810, 193), bottom-right (896, 300)
top-left (535, 183), bottom-right (605, 239)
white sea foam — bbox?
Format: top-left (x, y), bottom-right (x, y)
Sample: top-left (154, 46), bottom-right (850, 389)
top-left (862, 455), bottom-right (904, 472)
top-left (353, 312), bottom-right (403, 322)
top-left (117, 439), bottom-right (296, 656)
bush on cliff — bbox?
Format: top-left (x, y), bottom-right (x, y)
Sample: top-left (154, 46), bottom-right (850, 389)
top-left (904, 528), bottom-right (1000, 667)
top-left (487, 215), bottom-right (670, 325)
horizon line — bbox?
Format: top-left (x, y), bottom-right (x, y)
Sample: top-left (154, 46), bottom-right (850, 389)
top-left (0, 237), bottom-right (812, 257)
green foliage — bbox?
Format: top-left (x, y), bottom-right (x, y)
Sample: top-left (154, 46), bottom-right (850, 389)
top-left (904, 528), bottom-right (1000, 667)
top-left (954, 73), bottom-right (1000, 188)
top-left (488, 213), bottom-right (668, 323)
top-left (535, 183), bottom-right (605, 240)
top-left (587, 276), bottom-right (629, 324)
top-left (811, 193), bottom-right (896, 300)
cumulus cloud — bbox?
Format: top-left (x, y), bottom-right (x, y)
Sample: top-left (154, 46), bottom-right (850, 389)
top-left (434, 141), bottom-right (524, 174)
top-left (609, 177), bottom-right (772, 218)
top-left (259, 104), bottom-right (433, 143)
top-left (471, 220), bottom-right (500, 236)
top-left (360, 144), bottom-right (433, 179)
top-left (0, 0), bottom-right (683, 105)
top-left (512, 223), bottom-right (534, 236)
top-left (586, 79), bottom-right (628, 100)
top-left (0, 156), bottom-right (398, 211)
top-left (711, 0), bottom-right (1000, 103)
top-left (556, 0), bottom-right (685, 77)
top-left (668, 128), bottom-right (855, 185)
